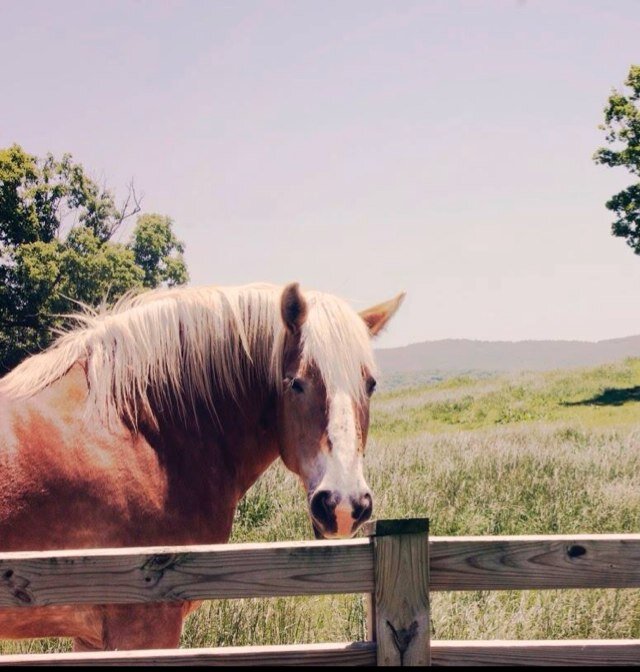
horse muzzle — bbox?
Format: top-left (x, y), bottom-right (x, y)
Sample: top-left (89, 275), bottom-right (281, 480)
top-left (309, 489), bottom-right (373, 539)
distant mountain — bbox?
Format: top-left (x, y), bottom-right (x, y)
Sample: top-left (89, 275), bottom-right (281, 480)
top-left (375, 335), bottom-right (640, 376)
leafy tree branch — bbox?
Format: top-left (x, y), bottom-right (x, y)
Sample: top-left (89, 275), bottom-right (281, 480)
top-left (594, 65), bottom-right (640, 253)
top-left (0, 144), bottom-right (188, 372)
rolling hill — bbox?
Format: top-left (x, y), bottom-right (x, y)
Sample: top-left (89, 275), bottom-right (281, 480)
top-left (375, 334), bottom-right (640, 377)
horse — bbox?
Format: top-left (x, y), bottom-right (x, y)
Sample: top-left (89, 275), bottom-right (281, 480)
top-left (0, 281), bottom-right (404, 652)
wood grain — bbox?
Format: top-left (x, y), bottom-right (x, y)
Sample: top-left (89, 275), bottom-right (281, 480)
top-left (363, 518), bottom-right (429, 649)
top-left (372, 532), bottom-right (430, 666)
top-left (0, 642), bottom-right (376, 667)
top-left (430, 534), bottom-right (640, 591)
top-left (430, 639), bottom-right (640, 666)
top-left (0, 539), bottom-right (373, 608)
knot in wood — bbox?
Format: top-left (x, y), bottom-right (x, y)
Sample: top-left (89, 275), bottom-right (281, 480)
top-left (13, 589), bottom-right (32, 604)
top-left (143, 554), bottom-right (178, 572)
top-left (386, 620), bottom-right (419, 662)
top-left (567, 544), bottom-right (586, 559)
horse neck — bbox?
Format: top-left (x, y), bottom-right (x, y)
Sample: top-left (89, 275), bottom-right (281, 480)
top-left (141, 382), bottom-right (282, 504)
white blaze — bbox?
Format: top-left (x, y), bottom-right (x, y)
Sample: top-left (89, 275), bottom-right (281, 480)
top-left (317, 390), bottom-right (368, 536)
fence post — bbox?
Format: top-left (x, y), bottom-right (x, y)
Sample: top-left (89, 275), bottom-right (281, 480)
top-left (363, 518), bottom-right (430, 666)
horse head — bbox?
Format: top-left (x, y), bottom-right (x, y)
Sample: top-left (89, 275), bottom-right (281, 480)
top-left (276, 283), bottom-right (404, 539)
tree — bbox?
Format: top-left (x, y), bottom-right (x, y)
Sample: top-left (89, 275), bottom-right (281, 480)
top-left (132, 214), bottom-right (188, 287)
top-left (594, 65), bottom-right (640, 253)
top-left (0, 144), bottom-right (188, 373)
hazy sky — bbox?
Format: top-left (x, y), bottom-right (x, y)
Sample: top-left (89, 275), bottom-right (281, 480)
top-left (2, 0), bottom-right (640, 347)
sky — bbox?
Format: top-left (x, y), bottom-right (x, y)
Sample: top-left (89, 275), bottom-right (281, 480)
top-left (2, 0), bottom-right (640, 348)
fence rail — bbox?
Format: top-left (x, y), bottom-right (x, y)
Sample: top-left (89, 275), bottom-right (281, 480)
top-left (2, 640), bottom-right (640, 667)
top-left (1, 520), bottom-right (639, 666)
top-left (0, 642), bottom-right (378, 667)
top-left (0, 539), bottom-right (373, 608)
top-left (430, 534), bottom-right (640, 591)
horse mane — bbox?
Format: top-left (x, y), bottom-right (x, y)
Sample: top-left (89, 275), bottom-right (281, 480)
top-left (0, 283), bottom-right (376, 429)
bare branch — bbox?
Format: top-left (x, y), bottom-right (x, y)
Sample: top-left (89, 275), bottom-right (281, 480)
top-left (108, 179), bottom-right (143, 239)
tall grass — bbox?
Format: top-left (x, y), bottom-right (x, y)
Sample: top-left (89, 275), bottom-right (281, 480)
top-left (2, 358), bottom-right (640, 653)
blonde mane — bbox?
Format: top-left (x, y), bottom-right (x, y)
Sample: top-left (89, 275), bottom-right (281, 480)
top-left (0, 283), bottom-right (376, 428)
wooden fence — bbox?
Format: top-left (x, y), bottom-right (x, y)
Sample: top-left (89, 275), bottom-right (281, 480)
top-left (1, 518), bottom-right (639, 666)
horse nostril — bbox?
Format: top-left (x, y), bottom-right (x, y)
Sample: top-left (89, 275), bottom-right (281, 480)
top-left (352, 492), bottom-right (373, 525)
top-left (310, 490), bottom-right (335, 524)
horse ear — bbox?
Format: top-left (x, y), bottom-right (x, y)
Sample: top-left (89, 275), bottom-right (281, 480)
top-left (281, 282), bottom-right (308, 334)
top-left (359, 292), bottom-right (406, 337)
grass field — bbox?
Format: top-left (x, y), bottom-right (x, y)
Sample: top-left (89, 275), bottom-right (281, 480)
top-left (3, 358), bottom-right (640, 654)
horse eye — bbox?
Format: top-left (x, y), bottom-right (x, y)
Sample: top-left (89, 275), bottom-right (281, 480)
top-left (366, 377), bottom-right (377, 396)
top-left (290, 378), bottom-right (304, 394)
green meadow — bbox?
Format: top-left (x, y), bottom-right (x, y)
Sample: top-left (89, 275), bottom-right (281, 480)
top-left (4, 358), bottom-right (640, 654)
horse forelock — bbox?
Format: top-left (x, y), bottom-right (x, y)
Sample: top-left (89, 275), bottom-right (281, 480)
top-left (0, 284), bottom-right (376, 428)
top-left (298, 292), bottom-right (377, 405)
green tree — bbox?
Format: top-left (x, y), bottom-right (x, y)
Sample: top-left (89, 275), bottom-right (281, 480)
top-left (594, 65), bottom-right (640, 253)
top-left (132, 214), bottom-right (188, 287)
top-left (0, 144), bottom-right (188, 373)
